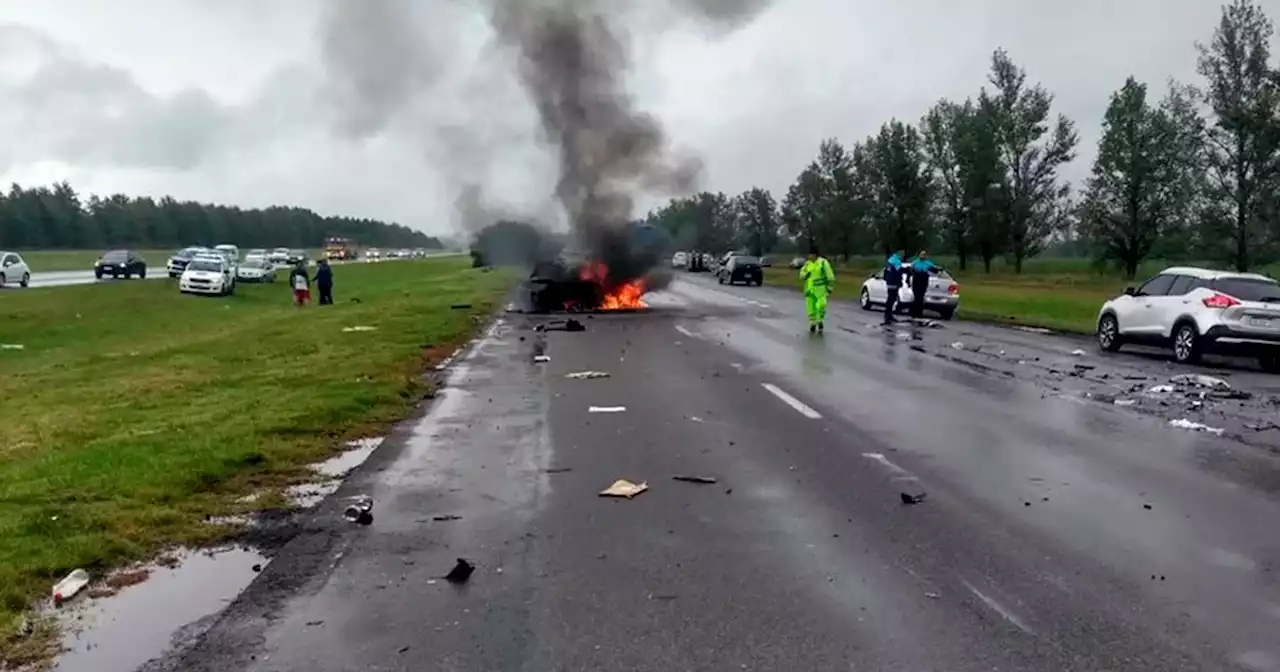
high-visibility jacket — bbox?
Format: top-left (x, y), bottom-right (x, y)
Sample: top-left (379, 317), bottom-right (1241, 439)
top-left (800, 257), bottom-right (835, 295)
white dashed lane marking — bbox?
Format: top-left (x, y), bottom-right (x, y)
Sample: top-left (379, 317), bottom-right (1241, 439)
top-left (761, 383), bottom-right (822, 419)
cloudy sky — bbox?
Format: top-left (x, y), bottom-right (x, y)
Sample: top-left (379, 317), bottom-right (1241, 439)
top-left (0, 0), bottom-right (1267, 235)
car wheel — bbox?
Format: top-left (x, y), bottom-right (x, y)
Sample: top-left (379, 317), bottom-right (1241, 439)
top-left (20, 272), bottom-right (29, 288)
top-left (1259, 355), bottom-right (1280, 374)
top-left (859, 288), bottom-right (872, 310)
top-left (0, 273), bottom-right (6, 288)
top-left (1096, 313), bottom-right (1123, 352)
top-left (938, 308), bottom-right (955, 321)
top-left (1172, 322), bottom-right (1202, 364)
top-left (138, 268), bottom-right (146, 280)
top-left (95, 272), bottom-right (104, 280)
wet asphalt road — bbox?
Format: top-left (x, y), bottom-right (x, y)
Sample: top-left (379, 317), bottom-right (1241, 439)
top-left (148, 275), bottom-right (1280, 672)
top-left (22, 270), bottom-right (166, 288)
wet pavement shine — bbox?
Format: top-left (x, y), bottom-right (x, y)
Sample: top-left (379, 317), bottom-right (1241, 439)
top-left (131, 275), bottom-right (1280, 672)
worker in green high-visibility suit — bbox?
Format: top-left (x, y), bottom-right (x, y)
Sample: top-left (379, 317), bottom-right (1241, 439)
top-left (799, 245), bottom-right (836, 333)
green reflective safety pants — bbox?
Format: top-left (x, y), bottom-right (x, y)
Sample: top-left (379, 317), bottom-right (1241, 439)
top-left (805, 290), bottom-right (829, 325)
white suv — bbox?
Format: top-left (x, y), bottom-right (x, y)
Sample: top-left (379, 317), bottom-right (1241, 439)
top-left (1096, 266), bottom-right (1280, 372)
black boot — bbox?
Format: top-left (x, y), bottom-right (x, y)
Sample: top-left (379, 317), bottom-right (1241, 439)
top-left (817, 321), bottom-right (824, 332)
top-left (809, 324), bottom-right (816, 333)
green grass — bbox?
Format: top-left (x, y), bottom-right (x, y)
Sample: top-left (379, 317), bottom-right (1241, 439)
top-left (765, 257), bottom-right (1280, 334)
top-left (13, 249), bottom-right (327, 273)
top-left (0, 257), bottom-right (513, 666)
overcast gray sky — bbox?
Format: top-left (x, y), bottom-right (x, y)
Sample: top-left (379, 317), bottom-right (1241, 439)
top-left (0, 0), bottom-right (1268, 234)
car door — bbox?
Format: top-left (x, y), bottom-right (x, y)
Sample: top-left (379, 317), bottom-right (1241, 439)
top-left (1122, 273), bottom-right (1177, 335)
top-left (1, 253), bottom-right (16, 281)
top-left (867, 270), bottom-right (886, 302)
top-left (1157, 275), bottom-right (1199, 337)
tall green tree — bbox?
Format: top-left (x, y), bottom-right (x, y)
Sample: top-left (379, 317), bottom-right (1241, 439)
top-left (1082, 77), bottom-right (1203, 278)
top-left (921, 99), bottom-right (974, 269)
top-left (732, 187), bottom-right (780, 256)
top-left (781, 162), bottom-right (829, 251)
top-left (986, 49), bottom-right (1079, 272)
top-left (1196, 0), bottom-right (1280, 270)
top-left (861, 120), bottom-right (934, 254)
top-left (813, 139), bottom-right (861, 260)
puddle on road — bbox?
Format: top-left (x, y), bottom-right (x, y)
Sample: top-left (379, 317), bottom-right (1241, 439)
top-left (55, 546), bottom-right (267, 672)
top-left (286, 437), bottom-right (385, 508)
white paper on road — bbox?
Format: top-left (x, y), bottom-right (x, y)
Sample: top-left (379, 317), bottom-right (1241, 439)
top-left (1170, 374), bottom-right (1230, 389)
top-left (599, 479), bottom-right (647, 498)
top-left (1169, 418), bottom-right (1225, 436)
top-left (588, 406), bottom-right (626, 413)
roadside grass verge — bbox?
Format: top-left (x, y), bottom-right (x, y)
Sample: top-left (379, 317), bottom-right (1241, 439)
top-left (0, 257), bottom-right (513, 665)
top-left (14, 248), bottom-right (326, 273)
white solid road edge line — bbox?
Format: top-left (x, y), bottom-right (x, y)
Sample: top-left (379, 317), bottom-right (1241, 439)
top-left (760, 383), bottom-right (822, 419)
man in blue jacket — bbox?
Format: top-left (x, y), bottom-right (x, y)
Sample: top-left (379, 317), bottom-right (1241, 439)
top-left (882, 249), bottom-right (906, 324)
top-left (906, 250), bottom-right (938, 319)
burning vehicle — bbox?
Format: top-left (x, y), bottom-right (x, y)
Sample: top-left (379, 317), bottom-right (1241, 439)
top-left (509, 222), bottom-right (670, 313)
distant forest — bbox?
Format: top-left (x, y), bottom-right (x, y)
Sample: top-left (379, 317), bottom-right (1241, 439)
top-left (0, 182), bottom-right (443, 250)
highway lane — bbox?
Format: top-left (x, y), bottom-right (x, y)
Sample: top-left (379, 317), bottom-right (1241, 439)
top-left (147, 278), bottom-right (1280, 672)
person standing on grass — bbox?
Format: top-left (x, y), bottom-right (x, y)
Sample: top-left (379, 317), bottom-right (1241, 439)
top-left (290, 260), bottom-right (311, 307)
top-left (882, 248), bottom-right (907, 325)
top-left (906, 250), bottom-right (938, 319)
top-left (799, 245), bottom-right (835, 333)
top-left (315, 259), bottom-right (334, 305)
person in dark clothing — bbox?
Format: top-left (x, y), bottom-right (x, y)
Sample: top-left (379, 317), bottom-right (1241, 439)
top-left (882, 249), bottom-right (906, 324)
top-left (906, 250), bottom-right (938, 319)
top-left (315, 259), bottom-right (334, 305)
top-left (289, 261), bottom-right (311, 307)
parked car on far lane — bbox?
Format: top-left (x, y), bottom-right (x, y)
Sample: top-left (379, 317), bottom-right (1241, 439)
top-left (789, 256), bottom-right (805, 269)
top-left (1095, 266), bottom-right (1280, 372)
top-left (269, 248), bottom-right (290, 265)
top-left (0, 251), bottom-right (31, 288)
top-left (286, 249), bottom-right (307, 265)
top-left (859, 267), bottom-right (960, 320)
top-left (236, 257), bottom-right (277, 283)
top-left (718, 254), bottom-right (764, 286)
top-left (95, 250), bottom-right (147, 280)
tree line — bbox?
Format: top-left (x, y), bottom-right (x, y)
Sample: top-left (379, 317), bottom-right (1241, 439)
top-left (644, 0), bottom-right (1280, 277)
top-left (0, 182), bottom-right (443, 251)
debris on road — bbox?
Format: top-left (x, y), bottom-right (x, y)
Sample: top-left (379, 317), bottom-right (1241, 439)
top-left (1147, 384), bottom-right (1176, 394)
top-left (1170, 374), bottom-right (1230, 389)
top-left (1070, 349), bottom-right (1086, 356)
top-left (432, 514), bottom-right (462, 522)
top-left (543, 467), bottom-right (574, 474)
top-left (1, 343), bottom-right (24, 350)
top-left (1168, 418), bottom-right (1226, 436)
top-left (1012, 326), bottom-right (1052, 335)
top-left (1245, 421), bottom-right (1280, 432)
top-left (343, 496), bottom-right (374, 524)
top-left (341, 325), bottom-right (377, 332)
top-left (449, 303), bottom-right (473, 310)
top-left (566, 371), bottom-right (610, 379)
top-left (925, 592), bottom-right (940, 599)
top-left (900, 492), bottom-right (927, 505)
top-left (672, 475), bottom-right (718, 484)
top-left (1114, 399), bottom-right (1137, 406)
top-left (52, 569), bottom-right (90, 605)
top-left (535, 318), bottom-right (587, 332)
top-left (599, 479), bottom-right (648, 498)
top-left (533, 355), bottom-right (552, 363)
top-left (588, 405), bottom-right (626, 413)
top-left (950, 342), bottom-right (966, 350)
top-left (444, 558), bottom-right (476, 584)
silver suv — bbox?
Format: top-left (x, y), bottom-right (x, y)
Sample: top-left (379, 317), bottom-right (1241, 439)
top-left (1095, 266), bottom-right (1280, 372)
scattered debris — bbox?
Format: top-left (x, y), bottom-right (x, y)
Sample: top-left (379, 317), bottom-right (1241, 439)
top-left (343, 496), bottom-right (374, 524)
top-left (1147, 384), bottom-right (1176, 394)
top-left (444, 558), bottom-right (476, 584)
top-left (950, 342), bottom-right (966, 350)
top-left (1245, 421), bottom-right (1280, 432)
top-left (599, 479), bottom-right (648, 498)
top-left (909, 345), bottom-right (926, 353)
top-left (533, 355), bottom-right (552, 363)
top-left (565, 371), bottom-right (610, 379)
top-left (565, 318), bottom-right (586, 332)
top-left (1, 343), bottom-right (24, 350)
top-left (1171, 374), bottom-right (1229, 389)
top-left (925, 592), bottom-right (940, 599)
top-left (1168, 418), bottom-right (1226, 436)
top-left (341, 325), bottom-right (377, 332)
top-left (1012, 326), bottom-right (1052, 335)
top-left (1114, 399), bottom-right (1137, 407)
top-left (1073, 363), bottom-right (1096, 371)
top-left (252, 564), bottom-right (262, 573)
top-left (432, 514), bottom-right (463, 522)
top-left (672, 475), bottom-right (718, 484)
top-left (542, 467), bottom-right (574, 474)
top-left (52, 569), bottom-right (90, 605)
top-left (449, 303), bottom-right (473, 310)
top-left (900, 492), bottom-right (927, 505)
top-left (1070, 349), bottom-right (1086, 356)
top-left (588, 405), bottom-right (626, 413)
top-left (1143, 504), bottom-right (1153, 510)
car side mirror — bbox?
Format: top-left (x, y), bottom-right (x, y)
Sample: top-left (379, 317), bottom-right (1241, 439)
top-left (1124, 286), bottom-right (1137, 296)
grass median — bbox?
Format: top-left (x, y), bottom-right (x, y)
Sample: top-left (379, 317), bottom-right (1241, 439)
top-left (765, 257), bottom-right (1280, 334)
top-left (0, 257), bottom-right (512, 664)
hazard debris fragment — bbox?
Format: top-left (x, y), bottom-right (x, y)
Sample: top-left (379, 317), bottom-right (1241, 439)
top-left (566, 371), bottom-right (610, 379)
top-left (599, 479), bottom-right (648, 498)
top-left (672, 475), bottom-right (718, 484)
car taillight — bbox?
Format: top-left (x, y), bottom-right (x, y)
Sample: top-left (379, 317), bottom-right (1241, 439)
top-left (1202, 293), bottom-right (1240, 309)
top-left (948, 283), bottom-right (959, 295)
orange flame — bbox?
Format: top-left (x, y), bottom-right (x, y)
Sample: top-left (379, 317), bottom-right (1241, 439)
top-left (579, 261), bottom-right (647, 310)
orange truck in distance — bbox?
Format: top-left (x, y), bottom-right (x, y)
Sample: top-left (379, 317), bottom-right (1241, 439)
top-left (324, 237), bottom-right (358, 261)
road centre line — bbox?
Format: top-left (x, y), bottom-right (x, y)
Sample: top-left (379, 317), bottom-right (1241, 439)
top-left (761, 383), bottom-right (823, 419)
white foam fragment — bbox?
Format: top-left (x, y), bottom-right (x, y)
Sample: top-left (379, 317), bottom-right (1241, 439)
top-left (1169, 418), bottom-right (1225, 436)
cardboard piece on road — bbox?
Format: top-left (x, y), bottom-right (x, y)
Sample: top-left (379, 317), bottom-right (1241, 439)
top-left (599, 479), bottom-right (648, 498)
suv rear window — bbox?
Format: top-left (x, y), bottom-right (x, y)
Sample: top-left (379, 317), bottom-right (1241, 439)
top-left (734, 256), bottom-right (761, 265)
top-left (1213, 277), bottom-right (1280, 302)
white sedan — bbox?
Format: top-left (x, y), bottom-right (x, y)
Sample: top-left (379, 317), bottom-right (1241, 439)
top-left (0, 251), bottom-right (31, 288)
top-left (180, 256), bottom-right (235, 296)
top-left (859, 268), bottom-right (961, 320)
top-left (237, 257), bottom-right (277, 283)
